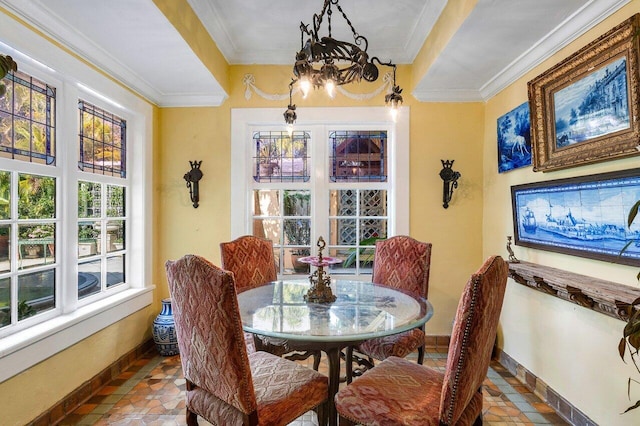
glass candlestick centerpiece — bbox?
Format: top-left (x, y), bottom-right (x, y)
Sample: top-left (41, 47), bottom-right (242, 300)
top-left (297, 236), bottom-right (341, 304)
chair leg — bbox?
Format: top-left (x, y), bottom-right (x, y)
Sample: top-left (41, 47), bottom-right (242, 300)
top-left (345, 346), bottom-right (354, 384)
top-left (417, 344), bottom-right (425, 365)
top-left (473, 413), bottom-right (483, 425)
top-left (313, 350), bottom-right (322, 371)
top-left (186, 408), bottom-right (198, 426)
top-left (315, 400), bottom-right (328, 426)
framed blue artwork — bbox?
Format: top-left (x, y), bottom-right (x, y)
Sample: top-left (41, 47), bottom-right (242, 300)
top-left (528, 14), bottom-right (640, 172)
top-left (511, 169), bottom-right (640, 266)
top-left (497, 101), bottom-right (531, 173)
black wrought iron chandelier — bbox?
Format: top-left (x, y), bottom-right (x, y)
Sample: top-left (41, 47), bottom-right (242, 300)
top-left (284, 0), bottom-right (403, 132)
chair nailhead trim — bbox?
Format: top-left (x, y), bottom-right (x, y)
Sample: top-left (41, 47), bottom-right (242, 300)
top-left (445, 274), bottom-right (481, 425)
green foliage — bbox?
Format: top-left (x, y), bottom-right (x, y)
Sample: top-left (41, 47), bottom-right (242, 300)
top-left (0, 54), bottom-right (18, 98)
top-left (283, 191), bottom-right (310, 254)
top-left (17, 300), bottom-right (34, 321)
top-left (78, 223), bottom-right (99, 240)
top-left (18, 174), bottom-right (55, 220)
top-left (342, 236), bottom-right (385, 268)
top-left (619, 199), bottom-right (640, 414)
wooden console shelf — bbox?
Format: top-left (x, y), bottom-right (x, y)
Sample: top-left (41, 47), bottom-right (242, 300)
top-left (508, 261), bottom-right (640, 322)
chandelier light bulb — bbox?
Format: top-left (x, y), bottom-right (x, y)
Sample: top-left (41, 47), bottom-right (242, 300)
top-left (287, 122), bottom-right (294, 137)
top-left (325, 79), bottom-right (335, 98)
top-left (389, 106), bottom-right (398, 122)
top-left (299, 78), bottom-right (311, 98)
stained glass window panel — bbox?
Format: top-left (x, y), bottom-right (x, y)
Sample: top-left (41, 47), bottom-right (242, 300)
top-left (253, 131), bottom-right (310, 182)
top-left (0, 70), bottom-right (56, 165)
top-left (329, 130), bottom-right (387, 182)
top-left (78, 100), bottom-right (126, 178)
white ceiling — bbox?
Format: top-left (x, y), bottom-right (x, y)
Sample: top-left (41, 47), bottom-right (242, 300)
top-left (0, 0), bottom-right (631, 106)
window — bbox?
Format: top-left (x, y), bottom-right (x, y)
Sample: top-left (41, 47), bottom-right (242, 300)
top-left (77, 101), bottom-right (127, 302)
top-left (232, 107), bottom-right (409, 279)
top-left (0, 27), bottom-right (151, 382)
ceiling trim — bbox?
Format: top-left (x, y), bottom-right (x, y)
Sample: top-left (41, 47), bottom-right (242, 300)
top-left (1, 0), bottom-right (228, 107)
top-left (411, 89), bottom-right (484, 103)
top-left (413, 0), bottom-right (631, 103)
top-left (479, 0), bottom-right (630, 100)
top-left (405, 0), bottom-right (448, 63)
top-left (158, 93), bottom-right (227, 108)
top-left (0, 0), bottom-right (165, 104)
top-left (185, 0), bottom-right (235, 63)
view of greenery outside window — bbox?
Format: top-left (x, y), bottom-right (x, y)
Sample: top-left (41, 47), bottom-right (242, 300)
top-left (252, 189), bottom-right (312, 275)
top-left (77, 181), bottom-right (126, 300)
top-left (0, 70), bottom-right (56, 165)
top-left (78, 100), bottom-right (126, 178)
top-left (0, 64), bottom-right (59, 330)
top-left (76, 100), bottom-right (127, 302)
top-left (249, 128), bottom-right (390, 277)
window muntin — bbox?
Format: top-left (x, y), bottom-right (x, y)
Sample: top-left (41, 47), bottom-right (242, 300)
top-left (329, 130), bottom-right (387, 182)
top-left (329, 189), bottom-right (388, 275)
top-left (252, 189), bottom-right (312, 274)
top-left (78, 100), bottom-right (126, 178)
top-left (77, 181), bottom-right (126, 299)
top-left (253, 131), bottom-right (310, 182)
top-left (0, 70), bottom-right (55, 165)
top-left (249, 127), bottom-right (390, 277)
top-left (0, 170), bottom-right (58, 329)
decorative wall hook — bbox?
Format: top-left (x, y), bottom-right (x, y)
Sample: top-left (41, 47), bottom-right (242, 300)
top-left (439, 159), bottom-right (461, 209)
top-left (184, 160), bottom-right (203, 208)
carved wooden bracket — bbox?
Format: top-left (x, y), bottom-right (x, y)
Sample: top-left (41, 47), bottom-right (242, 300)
top-left (508, 261), bottom-right (640, 322)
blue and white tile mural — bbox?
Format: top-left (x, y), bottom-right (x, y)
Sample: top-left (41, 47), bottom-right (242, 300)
top-left (511, 170), bottom-right (640, 266)
top-left (497, 101), bottom-right (531, 173)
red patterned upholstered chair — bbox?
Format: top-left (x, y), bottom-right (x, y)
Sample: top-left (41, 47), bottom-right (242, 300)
top-left (221, 235), bottom-right (319, 362)
top-left (220, 235), bottom-right (278, 291)
top-left (345, 235), bottom-right (432, 382)
top-left (166, 255), bottom-right (328, 426)
top-left (335, 255), bottom-right (509, 426)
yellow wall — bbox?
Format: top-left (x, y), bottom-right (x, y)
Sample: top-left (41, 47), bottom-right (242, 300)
top-left (483, 2), bottom-right (640, 424)
top-left (154, 63), bottom-right (485, 333)
top-left (0, 308), bottom-right (154, 425)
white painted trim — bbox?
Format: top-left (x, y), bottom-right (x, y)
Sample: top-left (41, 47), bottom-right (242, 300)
top-left (230, 106), bottom-right (410, 239)
top-left (480, 0), bottom-right (630, 101)
top-left (0, 287), bottom-right (153, 382)
top-left (411, 89), bottom-right (485, 103)
top-left (412, 0), bottom-right (630, 102)
top-left (0, 9), bottom-right (154, 378)
top-left (0, 0), bottom-right (227, 107)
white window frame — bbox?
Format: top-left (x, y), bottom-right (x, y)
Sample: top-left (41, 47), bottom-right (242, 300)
top-left (231, 107), bottom-right (409, 277)
top-left (0, 13), bottom-right (153, 382)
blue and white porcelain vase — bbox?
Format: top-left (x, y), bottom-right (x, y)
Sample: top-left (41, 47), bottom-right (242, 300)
top-left (152, 298), bottom-right (179, 356)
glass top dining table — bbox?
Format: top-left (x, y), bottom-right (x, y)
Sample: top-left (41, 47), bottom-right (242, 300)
top-left (237, 279), bottom-right (434, 426)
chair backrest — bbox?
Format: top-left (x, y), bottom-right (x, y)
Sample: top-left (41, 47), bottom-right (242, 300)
top-left (165, 255), bottom-right (257, 415)
top-left (371, 235), bottom-right (432, 298)
top-left (439, 255), bottom-right (509, 425)
top-left (220, 235), bottom-right (278, 291)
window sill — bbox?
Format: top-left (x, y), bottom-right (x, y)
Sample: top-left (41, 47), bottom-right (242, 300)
top-left (0, 286), bottom-right (154, 382)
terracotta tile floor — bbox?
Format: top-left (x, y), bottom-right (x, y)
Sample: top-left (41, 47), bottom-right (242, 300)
top-left (60, 348), bottom-right (568, 425)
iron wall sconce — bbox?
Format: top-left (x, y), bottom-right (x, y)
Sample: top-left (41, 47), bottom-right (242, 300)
top-left (439, 159), bottom-right (461, 209)
top-left (184, 160), bottom-right (203, 208)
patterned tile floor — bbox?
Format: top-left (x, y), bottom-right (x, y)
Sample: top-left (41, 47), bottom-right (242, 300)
top-left (59, 348), bottom-right (569, 425)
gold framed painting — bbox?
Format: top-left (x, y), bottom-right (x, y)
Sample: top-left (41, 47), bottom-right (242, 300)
top-left (528, 14), bottom-right (640, 172)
